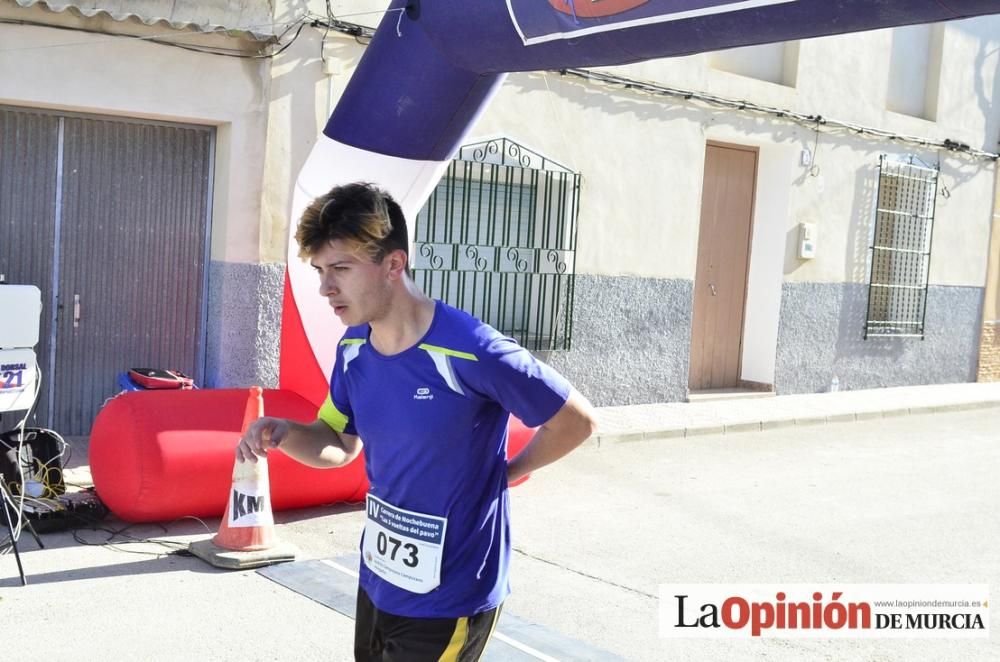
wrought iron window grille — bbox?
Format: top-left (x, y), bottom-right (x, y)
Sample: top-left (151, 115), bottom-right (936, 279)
top-left (864, 154), bottom-right (939, 339)
top-left (413, 138), bottom-right (581, 351)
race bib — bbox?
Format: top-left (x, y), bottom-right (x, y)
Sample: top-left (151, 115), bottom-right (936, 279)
top-left (362, 494), bottom-right (447, 594)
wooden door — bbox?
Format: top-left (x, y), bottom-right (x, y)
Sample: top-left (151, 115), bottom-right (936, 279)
top-left (689, 142), bottom-right (758, 391)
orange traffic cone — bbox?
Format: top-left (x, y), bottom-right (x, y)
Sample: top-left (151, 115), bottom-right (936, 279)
top-left (212, 387), bottom-right (275, 551)
top-left (188, 387), bottom-right (297, 569)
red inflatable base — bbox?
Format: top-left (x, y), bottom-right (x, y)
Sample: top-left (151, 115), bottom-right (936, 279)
top-left (90, 388), bottom-right (535, 523)
top-left (90, 389), bottom-right (366, 522)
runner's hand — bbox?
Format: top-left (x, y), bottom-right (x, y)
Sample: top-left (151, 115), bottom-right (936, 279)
top-left (236, 416), bottom-right (290, 463)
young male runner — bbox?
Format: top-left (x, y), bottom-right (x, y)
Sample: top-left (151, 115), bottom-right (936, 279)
top-left (237, 182), bottom-right (596, 661)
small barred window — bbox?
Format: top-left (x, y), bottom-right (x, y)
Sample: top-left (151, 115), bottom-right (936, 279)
top-left (865, 155), bottom-right (939, 339)
top-left (413, 138), bottom-right (580, 351)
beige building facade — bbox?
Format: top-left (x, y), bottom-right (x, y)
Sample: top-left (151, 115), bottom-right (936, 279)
top-left (2, 1), bottom-right (998, 431)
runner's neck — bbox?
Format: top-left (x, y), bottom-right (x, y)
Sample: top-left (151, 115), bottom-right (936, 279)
top-left (368, 288), bottom-right (435, 356)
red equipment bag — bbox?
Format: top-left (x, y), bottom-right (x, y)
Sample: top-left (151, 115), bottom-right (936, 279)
top-left (127, 368), bottom-right (194, 390)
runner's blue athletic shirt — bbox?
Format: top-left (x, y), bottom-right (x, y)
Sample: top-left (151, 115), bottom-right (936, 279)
top-left (317, 300), bottom-right (571, 618)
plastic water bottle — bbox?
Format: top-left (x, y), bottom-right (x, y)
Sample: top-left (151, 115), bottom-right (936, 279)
top-left (830, 375), bottom-right (840, 393)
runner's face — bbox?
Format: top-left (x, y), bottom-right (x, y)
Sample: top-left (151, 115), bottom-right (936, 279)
top-left (310, 240), bottom-right (392, 327)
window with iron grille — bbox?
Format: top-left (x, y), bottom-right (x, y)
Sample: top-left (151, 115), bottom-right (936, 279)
top-left (865, 155), bottom-right (939, 339)
top-left (413, 138), bottom-right (581, 350)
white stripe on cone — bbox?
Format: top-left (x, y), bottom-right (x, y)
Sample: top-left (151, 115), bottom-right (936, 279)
top-left (226, 456), bottom-right (274, 528)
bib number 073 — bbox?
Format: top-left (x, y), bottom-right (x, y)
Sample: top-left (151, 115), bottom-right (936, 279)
top-left (376, 531), bottom-right (419, 568)
top-left (362, 494), bottom-right (445, 593)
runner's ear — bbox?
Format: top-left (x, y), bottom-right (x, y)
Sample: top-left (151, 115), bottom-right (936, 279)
top-left (385, 248), bottom-right (408, 281)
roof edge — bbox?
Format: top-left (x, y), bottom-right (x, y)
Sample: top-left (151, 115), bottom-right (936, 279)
top-left (11, 0), bottom-right (278, 41)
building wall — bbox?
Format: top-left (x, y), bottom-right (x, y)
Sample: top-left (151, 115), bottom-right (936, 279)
top-left (461, 19), bottom-right (998, 402)
top-left (254, 9), bottom-right (1000, 404)
top-left (602, 18), bottom-right (1000, 286)
top-left (206, 261), bottom-right (284, 389)
top-left (259, 0), bottom-right (382, 266)
top-left (2, 4), bottom-right (997, 412)
top-left (0, 5), bottom-right (276, 388)
top-left (775, 283), bottom-right (982, 393)
top-left (544, 276), bottom-right (693, 406)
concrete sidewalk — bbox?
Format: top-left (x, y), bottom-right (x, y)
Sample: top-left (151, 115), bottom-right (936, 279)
top-left (593, 381), bottom-right (1000, 444)
top-left (5, 389), bottom-right (999, 661)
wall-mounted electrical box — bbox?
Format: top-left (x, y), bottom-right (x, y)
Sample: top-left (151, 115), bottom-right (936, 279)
top-left (798, 222), bottom-right (817, 260)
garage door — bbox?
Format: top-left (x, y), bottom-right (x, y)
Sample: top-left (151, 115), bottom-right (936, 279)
top-left (0, 106), bottom-right (213, 435)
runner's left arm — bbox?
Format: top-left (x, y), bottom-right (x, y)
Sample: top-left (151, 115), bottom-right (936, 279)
top-left (506, 387), bottom-right (597, 483)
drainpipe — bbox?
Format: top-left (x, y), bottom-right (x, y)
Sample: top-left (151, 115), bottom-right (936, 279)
top-left (978, 165), bottom-right (1000, 381)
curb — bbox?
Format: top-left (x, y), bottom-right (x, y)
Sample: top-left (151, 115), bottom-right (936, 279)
top-left (590, 399), bottom-right (1000, 446)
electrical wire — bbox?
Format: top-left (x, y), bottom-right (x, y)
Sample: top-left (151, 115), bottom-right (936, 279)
top-left (808, 118), bottom-right (822, 177)
top-left (71, 515), bottom-right (212, 557)
top-left (264, 12), bottom-right (1000, 162)
top-left (0, 501), bottom-right (212, 557)
top-left (0, 355), bottom-right (44, 549)
top-left (295, 14), bottom-right (1000, 163)
top-left (5, 8), bottom-right (998, 162)
top-left (320, 1), bottom-right (333, 66)
top-left (309, 16), bottom-right (373, 45)
top-left (557, 67), bottom-right (1000, 162)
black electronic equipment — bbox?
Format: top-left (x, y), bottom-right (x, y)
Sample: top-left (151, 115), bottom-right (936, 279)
top-left (0, 428), bottom-right (66, 497)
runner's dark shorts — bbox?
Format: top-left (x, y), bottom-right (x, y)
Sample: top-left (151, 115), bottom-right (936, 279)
top-left (354, 588), bottom-right (503, 661)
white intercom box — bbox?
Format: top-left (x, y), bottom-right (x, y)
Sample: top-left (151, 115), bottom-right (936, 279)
top-left (798, 222), bottom-right (817, 260)
top-left (0, 285), bottom-right (42, 348)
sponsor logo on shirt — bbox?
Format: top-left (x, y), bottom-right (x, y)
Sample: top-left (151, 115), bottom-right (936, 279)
top-left (414, 387), bottom-right (434, 401)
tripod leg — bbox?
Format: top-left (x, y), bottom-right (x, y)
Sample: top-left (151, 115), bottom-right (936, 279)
top-left (2, 497), bottom-right (28, 586)
top-left (22, 513), bottom-right (44, 550)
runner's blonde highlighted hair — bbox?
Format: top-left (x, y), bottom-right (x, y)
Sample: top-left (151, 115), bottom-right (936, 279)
top-left (296, 182), bottom-right (408, 263)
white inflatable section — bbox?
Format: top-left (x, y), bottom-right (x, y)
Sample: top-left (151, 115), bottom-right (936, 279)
top-left (287, 136), bottom-right (453, 375)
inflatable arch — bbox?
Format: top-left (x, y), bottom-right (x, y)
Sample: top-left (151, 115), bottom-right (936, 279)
top-left (282, 0), bottom-right (1000, 401)
top-left (92, 1), bottom-right (1000, 521)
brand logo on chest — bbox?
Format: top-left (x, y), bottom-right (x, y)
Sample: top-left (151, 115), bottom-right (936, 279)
top-left (413, 387), bottom-right (434, 401)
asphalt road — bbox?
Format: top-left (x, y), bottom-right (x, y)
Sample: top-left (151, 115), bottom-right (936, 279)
top-left (1, 408), bottom-right (998, 661)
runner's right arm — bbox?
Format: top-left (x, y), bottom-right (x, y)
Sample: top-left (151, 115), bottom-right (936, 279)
top-left (236, 417), bottom-right (362, 469)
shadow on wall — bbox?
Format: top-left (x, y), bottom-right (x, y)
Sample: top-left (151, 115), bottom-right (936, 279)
top-left (263, 11), bottom-right (367, 258)
top-left (952, 17), bottom-right (1000, 153)
top-left (770, 136), bottom-right (986, 393)
top-left (505, 67), bottom-right (989, 397)
top-left (834, 160), bottom-right (902, 367)
top-left (973, 41), bottom-right (1000, 153)
top-left (506, 71), bottom-right (811, 149)
top-left (832, 149), bottom-right (986, 381)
